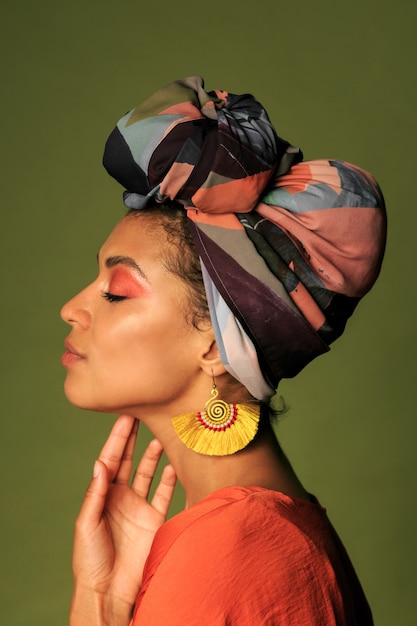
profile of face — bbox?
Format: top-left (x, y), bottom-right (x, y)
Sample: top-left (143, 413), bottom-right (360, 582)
top-left (61, 214), bottom-right (214, 417)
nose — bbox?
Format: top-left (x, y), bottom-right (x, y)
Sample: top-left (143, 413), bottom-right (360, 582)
top-left (60, 284), bottom-right (93, 329)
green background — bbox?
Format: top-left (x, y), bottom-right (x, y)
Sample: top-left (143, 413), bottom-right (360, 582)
top-left (1, 0), bottom-right (416, 624)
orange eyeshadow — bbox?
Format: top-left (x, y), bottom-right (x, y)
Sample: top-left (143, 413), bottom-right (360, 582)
top-left (109, 267), bottom-right (149, 297)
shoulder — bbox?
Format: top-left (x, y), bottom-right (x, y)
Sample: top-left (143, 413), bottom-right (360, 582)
top-left (152, 486), bottom-right (333, 578)
top-left (134, 487), bottom-right (372, 625)
top-left (174, 485), bottom-right (329, 542)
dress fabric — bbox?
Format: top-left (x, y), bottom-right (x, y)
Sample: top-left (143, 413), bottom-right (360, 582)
top-left (130, 486), bottom-right (373, 625)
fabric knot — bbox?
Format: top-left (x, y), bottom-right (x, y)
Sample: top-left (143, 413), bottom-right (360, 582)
top-left (103, 76), bottom-right (302, 214)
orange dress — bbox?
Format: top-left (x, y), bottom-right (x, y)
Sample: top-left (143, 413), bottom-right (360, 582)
top-left (131, 486), bottom-right (372, 625)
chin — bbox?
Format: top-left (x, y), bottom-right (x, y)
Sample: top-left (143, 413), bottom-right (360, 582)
top-left (63, 377), bottom-right (143, 414)
top-left (64, 385), bottom-right (105, 412)
top-left (63, 389), bottom-right (130, 416)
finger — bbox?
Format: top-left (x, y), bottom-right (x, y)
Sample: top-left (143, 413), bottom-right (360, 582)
top-left (98, 415), bottom-right (137, 482)
top-left (113, 418), bottom-right (139, 485)
top-left (151, 464), bottom-right (177, 518)
top-left (131, 439), bottom-right (164, 498)
top-left (75, 460), bottom-right (109, 532)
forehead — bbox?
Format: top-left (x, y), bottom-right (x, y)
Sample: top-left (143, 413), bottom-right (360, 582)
top-left (101, 214), bottom-right (167, 257)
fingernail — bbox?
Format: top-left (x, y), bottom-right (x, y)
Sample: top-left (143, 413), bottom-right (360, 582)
top-left (93, 461), bottom-right (100, 477)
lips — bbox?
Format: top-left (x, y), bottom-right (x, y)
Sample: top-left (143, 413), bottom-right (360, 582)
top-left (61, 338), bottom-right (86, 366)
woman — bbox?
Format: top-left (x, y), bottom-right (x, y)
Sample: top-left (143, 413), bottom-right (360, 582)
top-left (62, 77), bottom-right (386, 625)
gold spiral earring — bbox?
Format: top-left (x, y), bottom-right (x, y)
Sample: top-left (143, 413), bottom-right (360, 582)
top-left (171, 378), bottom-right (260, 456)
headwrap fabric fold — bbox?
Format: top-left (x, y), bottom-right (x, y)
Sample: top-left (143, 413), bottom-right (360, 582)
top-left (201, 263), bottom-right (276, 400)
top-left (103, 76), bottom-right (302, 214)
top-left (187, 159), bottom-right (386, 394)
top-left (103, 77), bottom-right (387, 400)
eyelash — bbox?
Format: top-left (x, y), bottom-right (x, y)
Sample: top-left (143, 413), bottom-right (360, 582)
top-left (102, 291), bottom-right (127, 303)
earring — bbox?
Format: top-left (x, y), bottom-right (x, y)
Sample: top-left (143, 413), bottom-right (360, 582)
top-left (171, 378), bottom-right (260, 456)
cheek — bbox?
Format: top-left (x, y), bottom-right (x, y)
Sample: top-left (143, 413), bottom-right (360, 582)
top-left (91, 292), bottom-right (196, 378)
top-left (95, 309), bottom-right (175, 363)
top-left (97, 314), bottom-right (146, 358)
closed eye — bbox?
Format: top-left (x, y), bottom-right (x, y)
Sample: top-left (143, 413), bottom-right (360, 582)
top-left (102, 291), bottom-right (127, 303)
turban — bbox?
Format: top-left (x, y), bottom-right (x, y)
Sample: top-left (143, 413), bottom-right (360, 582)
top-left (103, 77), bottom-right (387, 401)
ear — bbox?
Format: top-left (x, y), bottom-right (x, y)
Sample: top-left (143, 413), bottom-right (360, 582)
top-left (199, 338), bottom-right (227, 378)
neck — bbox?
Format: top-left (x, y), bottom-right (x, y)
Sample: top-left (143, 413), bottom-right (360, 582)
top-left (138, 409), bottom-right (309, 509)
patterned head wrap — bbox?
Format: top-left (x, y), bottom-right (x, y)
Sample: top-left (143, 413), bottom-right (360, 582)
top-left (103, 77), bottom-right (386, 401)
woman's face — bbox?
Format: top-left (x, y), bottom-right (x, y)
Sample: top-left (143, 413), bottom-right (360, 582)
top-left (61, 215), bottom-right (211, 415)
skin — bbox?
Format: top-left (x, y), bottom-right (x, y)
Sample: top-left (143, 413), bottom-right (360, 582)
top-left (62, 214), bottom-right (308, 626)
top-left (61, 216), bottom-right (218, 417)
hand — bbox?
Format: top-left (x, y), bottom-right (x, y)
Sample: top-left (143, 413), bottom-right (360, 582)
top-left (70, 415), bottom-right (176, 625)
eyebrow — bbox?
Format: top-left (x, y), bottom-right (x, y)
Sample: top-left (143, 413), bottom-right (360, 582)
top-left (101, 255), bottom-right (150, 282)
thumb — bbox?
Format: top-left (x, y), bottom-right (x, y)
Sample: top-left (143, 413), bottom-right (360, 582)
top-left (76, 460), bottom-right (110, 531)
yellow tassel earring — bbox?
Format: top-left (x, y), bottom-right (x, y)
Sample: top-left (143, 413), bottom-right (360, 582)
top-left (171, 377), bottom-right (261, 456)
